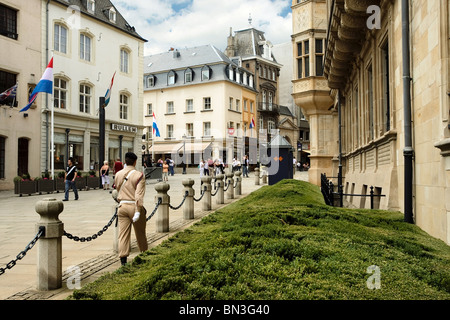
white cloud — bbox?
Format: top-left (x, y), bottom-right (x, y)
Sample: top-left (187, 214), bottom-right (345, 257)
top-left (113, 0), bottom-right (292, 56)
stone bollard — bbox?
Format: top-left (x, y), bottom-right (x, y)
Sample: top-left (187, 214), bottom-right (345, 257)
top-left (262, 169), bottom-right (268, 184)
top-left (155, 182), bottom-right (170, 233)
top-left (254, 167), bottom-right (260, 185)
top-left (182, 178), bottom-right (195, 220)
top-left (234, 171), bottom-right (242, 196)
top-left (201, 176), bottom-right (212, 211)
top-left (215, 174), bottom-right (225, 205)
top-left (35, 198), bottom-right (64, 291)
top-left (226, 172), bottom-right (234, 200)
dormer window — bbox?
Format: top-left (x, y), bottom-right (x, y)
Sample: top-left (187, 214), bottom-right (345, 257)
top-left (168, 70), bottom-right (176, 85)
top-left (109, 7), bottom-right (116, 23)
top-left (146, 75), bottom-right (155, 88)
top-left (87, 0), bottom-right (95, 13)
top-left (201, 65), bottom-right (211, 81)
top-left (185, 68), bottom-right (193, 83)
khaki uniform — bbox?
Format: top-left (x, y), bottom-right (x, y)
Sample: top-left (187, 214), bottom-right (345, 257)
top-left (114, 166), bottom-right (148, 258)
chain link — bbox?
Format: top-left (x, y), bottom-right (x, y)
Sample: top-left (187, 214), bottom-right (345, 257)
top-left (147, 198), bottom-right (162, 221)
top-left (194, 186), bottom-right (207, 202)
top-left (169, 191), bottom-right (189, 210)
top-left (223, 180), bottom-right (231, 192)
top-left (64, 211), bottom-right (117, 242)
top-left (0, 226), bottom-right (45, 276)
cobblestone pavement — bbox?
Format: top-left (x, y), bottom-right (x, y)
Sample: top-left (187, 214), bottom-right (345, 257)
top-left (0, 170), bottom-right (309, 300)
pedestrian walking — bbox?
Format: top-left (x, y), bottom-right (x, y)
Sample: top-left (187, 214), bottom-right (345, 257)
top-left (162, 160), bottom-right (169, 181)
top-left (100, 160), bottom-right (110, 190)
top-left (168, 158), bottom-right (175, 176)
top-left (63, 157), bottom-right (79, 201)
top-left (113, 152), bottom-right (147, 266)
top-left (243, 155), bottom-right (249, 177)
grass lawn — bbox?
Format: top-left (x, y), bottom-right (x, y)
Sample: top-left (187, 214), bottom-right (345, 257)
top-left (70, 179), bottom-right (450, 300)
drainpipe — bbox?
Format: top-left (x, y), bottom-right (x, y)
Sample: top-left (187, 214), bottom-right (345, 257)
top-left (338, 90), bottom-right (343, 208)
top-left (402, 0), bottom-right (414, 223)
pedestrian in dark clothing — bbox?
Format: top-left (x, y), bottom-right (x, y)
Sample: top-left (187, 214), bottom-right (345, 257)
top-left (63, 157), bottom-right (79, 201)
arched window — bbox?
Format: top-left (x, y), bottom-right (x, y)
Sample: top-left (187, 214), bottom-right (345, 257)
top-left (54, 22), bottom-right (68, 54)
top-left (120, 47), bottom-right (130, 73)
top-left (80, 32), bottom-right (92, 62)
top-left (79, 83), bottom-right (92, 114)
top-left (54, 77), bottom-right (68, 109)
top-left (120, 93), bottom-right (130, 120)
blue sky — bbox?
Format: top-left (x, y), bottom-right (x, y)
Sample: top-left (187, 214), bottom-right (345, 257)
top-left (113, 0), bottom-right (293, 56)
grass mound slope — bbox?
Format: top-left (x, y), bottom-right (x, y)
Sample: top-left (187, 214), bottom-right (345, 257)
top-left (70, 180), bottom-right (450, 300)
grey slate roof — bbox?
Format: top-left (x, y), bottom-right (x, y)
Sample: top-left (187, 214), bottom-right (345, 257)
top-left (52, 0), bottom-right (147, 41)
top-left (279, 105), bottom-right (294, 117)
top-left (144, 45), bottom-right (257, 92)
top-left (144, 45), bottom-right (233, 74)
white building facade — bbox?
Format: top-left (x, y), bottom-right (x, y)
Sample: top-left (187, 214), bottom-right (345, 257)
top-left (143, 45), bottom-right (257, 168)
top-left (40, 0), bottom-right (146, 173)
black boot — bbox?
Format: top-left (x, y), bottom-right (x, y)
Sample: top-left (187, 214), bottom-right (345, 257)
top-left (120, 257), bottom-right (127, 266)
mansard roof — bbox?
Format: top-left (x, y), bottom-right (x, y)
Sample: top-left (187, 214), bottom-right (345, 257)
top-left (52, 0), bottom-right (147, 42)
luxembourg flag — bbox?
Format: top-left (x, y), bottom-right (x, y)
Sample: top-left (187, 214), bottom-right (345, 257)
top-left (20, 57), bottom-right (53, 112)
top-left (249, 116), bottom-right (256, 129)
top-left (104, 71), bottom-right (116, 107)
top-left (152, 112), bottom-right (161, 137)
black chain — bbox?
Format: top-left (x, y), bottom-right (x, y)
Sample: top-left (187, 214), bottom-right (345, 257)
top-left (147, 198), bottom-right (162, 221)
top-left (223, 180), bottom-right (231, 191)
top-left (64, 211), bottom-right (117, 242)
top-left (211, 186), bottom-right (219, 197)
top-left (169, 191), bottom-right (189, 210)
top-left (194, 186), bottom-right (207, 202)
top-left (0, 226), bottom-right (45, 276)
top-left (234, 180), bottom-right (238, 188)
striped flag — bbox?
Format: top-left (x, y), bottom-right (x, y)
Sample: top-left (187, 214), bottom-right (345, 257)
top-left (152, 112), bottom-right (161, 137)
top-left (104, 71), bottom-right (116, 107)
top-left (20, 57), bottom-right (53, 112)
top-left (0, 83), bottom-right (17, 102)
top-left (249, 116), bottom-right (256, 129)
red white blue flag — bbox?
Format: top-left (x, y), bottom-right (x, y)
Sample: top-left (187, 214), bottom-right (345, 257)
top-left (104, 71), bottom-right (116, 107)
top-left (20, 57), bottom-right (53, 112)
top-left (152, 112), bottom-right (161, 137)
top-left (249, 116), bottom-right (256, 129)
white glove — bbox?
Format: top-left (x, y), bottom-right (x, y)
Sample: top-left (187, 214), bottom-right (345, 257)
top-left (132, 212), bottom-right (140, 223)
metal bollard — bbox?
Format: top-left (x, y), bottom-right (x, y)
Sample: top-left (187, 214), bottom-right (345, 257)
top-left (201, 176), bottom-right (212, 211)
top-left (234, 171), bottom-right (242, 196)
top-left (182, 178), bottom-right (195, 220)
top-left (215, 174), bottom-right (224, 205)
top-left (254, 168), bottom-right (260, 185)
top-left (226, 172), bottom-right (234, 199)
top-left (35, 198), bottom-right (64, 291)
top-left (155, 182), bottom-right (170, 233)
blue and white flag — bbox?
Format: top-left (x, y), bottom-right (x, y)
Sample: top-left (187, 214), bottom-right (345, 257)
top-left (104, 71), bottom-right (116, 107)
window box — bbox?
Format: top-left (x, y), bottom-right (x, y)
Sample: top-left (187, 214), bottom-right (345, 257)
top-left (14, 179), bottom-right (37, 196)
top-left (38, 179), bottom-right (55, 194)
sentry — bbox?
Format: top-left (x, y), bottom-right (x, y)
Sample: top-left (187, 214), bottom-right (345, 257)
top-left (223, 305), bottom-right (270, 315)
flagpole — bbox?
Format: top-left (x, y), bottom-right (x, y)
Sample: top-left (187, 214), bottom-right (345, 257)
top-left (50, 51), bottom-right (54, 180)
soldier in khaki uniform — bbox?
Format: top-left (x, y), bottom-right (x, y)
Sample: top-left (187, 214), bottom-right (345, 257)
top-left (114, 152), bottom-right (148, 265)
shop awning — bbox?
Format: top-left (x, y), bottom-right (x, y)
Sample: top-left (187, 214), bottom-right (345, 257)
top-left (178, 142), bottom-right (212, 154)
top-left (148, 143), bottom-right (182, 154)
top-left (149, 142), bottom-right (212, 154)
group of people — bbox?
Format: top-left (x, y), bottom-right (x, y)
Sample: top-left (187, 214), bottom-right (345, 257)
top-left (63, 157), bottom-right (125, 201)
top-left (198, 155), bottom-right (250, 178)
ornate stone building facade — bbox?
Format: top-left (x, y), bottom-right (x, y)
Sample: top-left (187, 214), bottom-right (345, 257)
top-left (292, 0), bottom-right (450, 244)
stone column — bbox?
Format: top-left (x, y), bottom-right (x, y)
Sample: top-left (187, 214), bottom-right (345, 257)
top-left (234, 171), bottom-right (242, 196)
top-left (254, 167), bottom-right (260, 185)
top-left (201, 176), bottom-right (212, 211)
top-left (226, 172), bottom-right (234, 199)
top-left (215, 174), bottom-right (224, 204)
top-left (182, 178), bottom-right (195, 220)
top-left (155, 182), bottom-right (170, 232)
top-left (262, 169), bottom-right (268, 184)
top-left (35, 198), bottom-right (64, 291)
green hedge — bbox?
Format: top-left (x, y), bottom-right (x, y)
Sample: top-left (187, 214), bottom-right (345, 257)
top-left (70, 180), bottom-right (450, 300)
